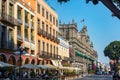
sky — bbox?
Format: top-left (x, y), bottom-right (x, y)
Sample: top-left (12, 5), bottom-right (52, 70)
top-left (45, 0), bottom-right (120, 64)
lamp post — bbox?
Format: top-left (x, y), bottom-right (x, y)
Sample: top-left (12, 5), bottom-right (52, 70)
top-left (14, 46), bottom-right (26, 80)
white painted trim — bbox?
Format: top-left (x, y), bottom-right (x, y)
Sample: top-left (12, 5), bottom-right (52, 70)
top-left (17, 2), bottom-right (35, 16)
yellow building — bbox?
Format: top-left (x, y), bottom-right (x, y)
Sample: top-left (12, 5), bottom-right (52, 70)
top-left (0, 0), bottom-right (59, 67)
top-left (36, 0), bottom-right (59, 65)
top-left (0, 0), bottom-right (37, 66)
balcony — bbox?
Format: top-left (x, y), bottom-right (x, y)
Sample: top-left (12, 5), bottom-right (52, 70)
top-left (42, 30), bottom-right (46, 37)
top-left (25, 37), bottom-right (29, 42)
top-left (24, 22), bottom-right (29, 28)
top-left (45, 32), bottom-right (49, 39)
top-left (0, 12), bottom-right (17, 26)
top-left (11, 0), bottom-right (18, 3)
top-left (31, 35), bottom-right (34, 43)
top-left (40, 51), bottom-right (50, 59)
top-left (17, 18), bottom-right (22, 25)
top-left (0, 41), bottom-right (15, 51)
top-left (64, 57), bottom-right (69, 61)
top-left (37, 28), bottom-right (42, 35)
top-left (56, 38), bottom-right (60, 43)
top-left (50, 35), bottom-right (54, 41)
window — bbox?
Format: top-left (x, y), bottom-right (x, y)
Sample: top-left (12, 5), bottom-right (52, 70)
top-left (8, 29), bottom-right (14, 49)
top-left (9, 3), bottom-right (13, 17)
top-left (50, 27), bottom-right (52, 35)
top-left (50, 14), bottom-right (52, 22)
top-left (31, 30), bottom-right (34, 42)
top-left (37, 3), bottom-right (40, 13)
top-left (53, 17), bottom-right (55, 25)
top-left (25, 28), bottom-right (28, 39)
top-left (46, 11), bottom-right (48, 19)
top-left (43, 42), bottom-right (45, 52)
top-left (31, 15), bottom-right (34, 27)
top-left (17, 6), bottom-right (22, 20)
top-left (42, 21), bottom-right (44, 31)
top-left (50, 45), bottom-right (52, 55)
top-left (53, 29), bottom-right (55, 37)
top-left (17, 26), bottom-right (21, 36)
top-left (37, 19), bottom-right (40, 29)
top-left (38, 40), bottom-right (40, 54)
top-left (8, 29), bottom-right (13, 42)
top-left (46, 24), bottom-right (48, 32)
top-left (54, 46), bottom-right (55, 57)
top-left (42, 7), bottom-right (44, 17)
top-left (47, 43), bottom-right (49, 53)
top-left (31, 50), bottom-right (34, 55)
top-left (56, 31), bottom-right (58, 38)
top-left (56, 47), bottom-right (58, 56)
top-left (25, 11), bottom-right (28, 23)
top-left (56, 19), bottom-right (58, 27)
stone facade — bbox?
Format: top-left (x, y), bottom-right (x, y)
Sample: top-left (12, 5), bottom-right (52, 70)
top-left (59, 19), bottom-right (98, 72)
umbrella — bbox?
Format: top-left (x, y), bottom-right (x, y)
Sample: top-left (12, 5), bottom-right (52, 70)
top-left (21, 64), bottom-right (38, 69)
top-left (37, 64), bottom-right (49, 69)
top-left (45, 64), bottom-right (57, 69)
top-left (0, 61), bottom-right (14, 67)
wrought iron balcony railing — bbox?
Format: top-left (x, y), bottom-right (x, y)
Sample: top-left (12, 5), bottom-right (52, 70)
top-left (0, 12), bottom-right (17, 26)
top-left (37, 28), bottom-right (42, 35)
top-left (0, 41), bottom-right (15, 51)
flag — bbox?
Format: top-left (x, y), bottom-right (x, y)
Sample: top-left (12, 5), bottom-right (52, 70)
top-left (80, 19), bottom-right (84, 22)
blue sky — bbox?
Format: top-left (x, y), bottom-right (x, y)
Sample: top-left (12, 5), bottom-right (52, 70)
top-left (45, 0), bottom-right (120, 64)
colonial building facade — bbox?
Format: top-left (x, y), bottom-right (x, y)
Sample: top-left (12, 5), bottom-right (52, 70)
top-left (0, 0), bottom-right (37, 66)
top-left (59, 20), bottom-right (98, 72)
top-left (0, 0), bottom-right (59, 67)
top-left (36, 0), bottom-right (59, 65)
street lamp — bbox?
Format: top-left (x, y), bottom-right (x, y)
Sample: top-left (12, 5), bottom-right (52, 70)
top-left (14, 46), bottom-right (26, 80)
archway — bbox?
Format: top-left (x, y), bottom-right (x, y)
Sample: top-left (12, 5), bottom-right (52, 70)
top-left (16, 57), bottom-right (23, 66)
top-left (24, 58), bottom-right (30, 64)
top-left (8, 55), bottom-right (16, 65)
top-left (0, 54), bottom-right (7, 62)
top-left (31, 59), bottom-right (35, 65)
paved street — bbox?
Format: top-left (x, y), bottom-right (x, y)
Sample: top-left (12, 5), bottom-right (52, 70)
top-left (76, 75), bottom-right (113, 80)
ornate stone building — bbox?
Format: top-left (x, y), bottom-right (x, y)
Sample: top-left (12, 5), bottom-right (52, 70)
top-left (59, 20), bottom-right (98, 72)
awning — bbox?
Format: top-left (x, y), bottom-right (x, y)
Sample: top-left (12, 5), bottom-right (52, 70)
top-left (75, 51), bottom-right (84, 58)
top-left (45, 64), bottom-right (57, 69)
top-left (37, 64), bottom-right (49, 69)
top-left (51, 60), bottom-right (58, 67)
top-left (51, 60), bottom-right (63, 67)
top-left (0, 62), bottom-right (14, 67)
top-left (21, 64), bottom-right (38, 69)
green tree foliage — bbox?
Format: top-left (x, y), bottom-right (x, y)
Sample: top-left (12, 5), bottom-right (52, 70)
top-left (57, 0), bottom-right (120, 7)
top-left (104, 41), bottom-right (120, 60)
top-left (57, 0), bottom-right (70, 4)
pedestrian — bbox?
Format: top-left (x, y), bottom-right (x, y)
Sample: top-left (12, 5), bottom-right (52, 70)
top-left (23, 71), bottom-right (28, 78)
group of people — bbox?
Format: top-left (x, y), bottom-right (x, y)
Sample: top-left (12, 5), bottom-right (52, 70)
top-left (22, 69), bottom-right (59, 80)
top-left (0, 71), bottom-right (15, 80)
top-left (113, 71), bottom-right (120, 80)
top-left (0, 69), bottom-right (59, 80)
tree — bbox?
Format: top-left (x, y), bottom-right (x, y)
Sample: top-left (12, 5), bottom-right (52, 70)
top-left (104, 41), bottom-right (120, 61)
